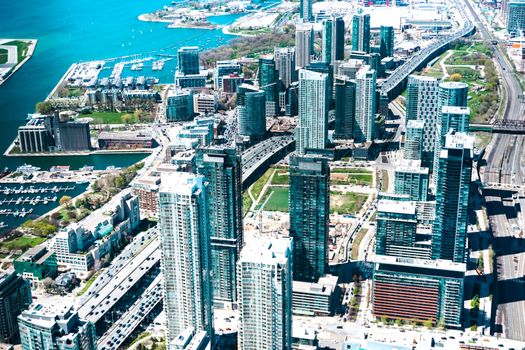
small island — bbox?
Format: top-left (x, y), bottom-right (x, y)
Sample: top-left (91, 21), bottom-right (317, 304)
top-left (0, 39), bottom-right (37, 86)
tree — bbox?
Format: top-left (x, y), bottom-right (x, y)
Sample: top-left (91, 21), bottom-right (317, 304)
top-left (423, 318), bottom-right (434, 329)
top-left (449, 73), bottom-right (463, 82)
top-left (477, 255), bottom-right (484, 271)
top-left (471, 294), bottom-right (480, 310)
top-left (59, 195), bottom-right (72, 208)
top-left (121, 113), bottom-right (133, 124)
top-left (35, 101), bottom-right (54, 115)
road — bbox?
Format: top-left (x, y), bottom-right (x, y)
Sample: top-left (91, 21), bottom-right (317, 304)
top-left (462, 0), bottom-right (525, 341)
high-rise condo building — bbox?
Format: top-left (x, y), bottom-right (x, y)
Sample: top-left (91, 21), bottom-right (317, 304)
top-left (195, 147), bottom-right (243, 304)
top-left (334, 76), bottom-right (356, 140)
top-left (237, 237), bottom-right (293, 350)
top-left (159, 172), bottom-right (213, 346)
top-left (295, 24), bottom-right (314, 70)
top-left (438, 81), bottom-right (468, 109)
top-left (322, 16), bottom-right (345, 66)
top-left (379, 25), bottom-right (394, 58)
top-left (354, 65), bottom-right (377, 142)
top-left (178, 46), bottom-right (200, 75)
top-left (505, 0), bottom-right (525, 34)
top-left (432, 105), bottom-right (470, 186)
top-left (259, 57), bottom-right (279, 117)
top-left (237, 83), bottom-right (266, 142)
top-left (289, 155), bottom-right (329, 282)
top-left (18, 303), bottom-right (97, 350)
top-left (299, 0), bottom-right (313, 22)
top-left (274, 47), bottom-right (297, 89)
top-left (0, 272), bottom-right (31, 344)
top-left (214, 60), bottom-right (242, 91)
top-left (404, 119), bottom-right (424, 160)
top-left (432, 132), bottom-right (473, 263)
top-left (405, 75), bottom-right (440, 167)
top-left (296, 69), bottom-right (330, 154)
top-left (351, 14), bottom-right (371, 53)
top-left (394, 161), bottom-right (429, 202)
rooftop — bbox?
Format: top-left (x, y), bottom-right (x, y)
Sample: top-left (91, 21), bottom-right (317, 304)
top-left (374, 254), bottom-right (467, 272)
top-left (239, 237), bottom-right (292, 265)
top-left (441, 105), bottom-right (470, 115)
top-left (377, 199), bottom-right (417, 215)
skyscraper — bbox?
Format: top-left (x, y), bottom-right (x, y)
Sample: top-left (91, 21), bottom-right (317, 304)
top-left (177, 46), bottom-right (200, 75)
top-left (299, 0), bottom-right (312, 22)
top-left (405, 75), bottom-right (440, 167)
top-left (354, 65), bottom-right (377, 142)
top-left (274, 47), bottom-right (297, 89)
top-left (432, 132), bottom-right (473, 263)
top-left (159, 172), bottom-right (213, 345)
top-left (259, 57), bottom-right (279, 117)
top-left (379, 25), bottom-right (394, 58)
top-left (295, 24), bottom-right (314, 70)
top-left (438, 81), bottom-right (468, 109)
top-left (432, 106), bottom-right (470, 186)
top-left (404, 119), bottom-right (424, 160)
top-left (214, 60), bottom-right (242, 91)
top-left (237, 237), bottom-right (293, 350)
top-left (195, 147), bottom-right (243, 304)
top-left (0, 272), bottom-right (31, 344)
top-left (334, 76), bottom-right (356, 140)
top-left (237, 83), bottom-right (266, 142)
top-left (18, 304), bottom-right (97, 350)
top-left (322, 16), bottom-right (345, 66)
top-left (394, 162), bottom-right (429, 202)
top-left (351, 14), bottom-right (371, 53)
top-left (296, 69), bottom-right (330, 154)
top-left (505, 0), bottom-right (525, 34)
top-left (289, 155), bottom-right (329, 282)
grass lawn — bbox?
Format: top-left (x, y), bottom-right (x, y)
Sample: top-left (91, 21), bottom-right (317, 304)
top-left (351, 228), bottom-right (368, 260)
top-left (250, 168), bottom-right (273, 201)
top-left (381, 170), bottom-right (389, 192)
top-left (331, 168), bottom-right (373, 186)
top-left (80, 111), bottom-right (129, 124)
top-left (271, 169), bottom-right (289, 185)
top-left (0, 236), bottom-right (46, 252)
top-left (332, 167), bottom-right (372, 174)
top-left (264, 187), bottom-right (289, 212)
top-left (330, 191), bottom-right (368, 215)
top-left (4, 40), bottom-right (30, 62)
top-left (242, 191), bottom-right (252, 216)
top-left (77, 271), bottom-right (101, 296)
top-left (0, 48), bottom-right (7, 64)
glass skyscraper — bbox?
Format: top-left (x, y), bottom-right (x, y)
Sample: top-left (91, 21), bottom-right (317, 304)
top-left (354, 65), bottom-right (377, 142)
top-left (274, 47), bottom-right (297, 89)
top-left (432, 132), bottom-right (473, 263)
top-left (195, 147), bottom-right (243, 304)
top-left (351, 13), bottom-right (370, 53)
top-left (159, 172), bottom-right (213, 346)
top-left (404, 119), bottom-right (424, 160)
top-left (322, 16), bottom-right (345, 66)
top-left (334, 76), bottom-right (356, 140)
top-left (379, 25), bottom-right (394, 58)
top-left (237, 237), bottom-right (293, 350)
top-left (394, 162), bottom-right (429, 202)
top-left (177, 46), bottom-right (200, 75)
top-left (237, 83), bottom-right (266, 142)
top-left (0, 272), bottom-right (31, 344)
top-left (296, 69), bottom-right (330, 154)
top-left (289, 155), bottom-right (329, 282)
top-left (299, 0), bottom-right (312, 22)
top-left (295, 24), bottom-right (314, 70)
top-left (259, 57), bottom-right (279, 117)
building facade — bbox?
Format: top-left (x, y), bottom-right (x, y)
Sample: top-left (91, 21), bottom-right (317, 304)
top-left (404, 119), bottom-right (424, 161)
top-left (354, 65), bottom-right (377, 142)
top-left (299, 0), bottom-right (312, 22)
top-left (274, 47), bottom-right (297, 89)
top-left (178, 46), bottom-right (200, 75)
top-left (379, 25), bottom-right (394, 58)
top-left (295, 25), bottom-right (314, 70)
top-left (0, 272), bottom-right (32, 344)
top-left (394, 162), bottom-right (429, 201)
top-left (237, 84), bottom-right (266, 143)
top-left (334, 76), bottom-right (356, 140)
top-left (166, 88), bottom-right (194, 122)
top-left (237, 238), bottom-right (293, 350)
top-left (351, 14), bottom-right (371, 53)
top-left (322, 16), bottom-right (345, 66)
top-left (259, 57), bottom-right (279, 117)
top-left (159, 172), bottom-right (213, 346)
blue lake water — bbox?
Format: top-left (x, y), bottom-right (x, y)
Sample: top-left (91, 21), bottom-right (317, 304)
top-left (0, 0), bottom-right (251, 170)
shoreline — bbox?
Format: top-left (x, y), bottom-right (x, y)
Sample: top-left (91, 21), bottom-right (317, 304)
top-left (4, 146), bottom-right (154, 158)
top-left (0, 39), bottom-right (38, 87)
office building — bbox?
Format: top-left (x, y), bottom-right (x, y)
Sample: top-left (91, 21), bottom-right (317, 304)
top-left (296, 69), bottom-right (330, 154)
top-left (404, 119), bottom-right (424, 160)
top-left (300, 0), bottom-right (312, 22)
top-left (274, 47), bottom-right (297, 89)
top-left (289, 155), bottom-right (329, 282)
top-left (195, 147), bottom-right (242, 304)
top-left (237, 84), bottom-right (266, 142)
top-left (352, 14), bottom-right (370, 53)
top-left (334, 76), bottom-right (356, 140)
top-left (193, 93), bottom-right (218, 115)
top-left (394, 162), bottom-right (429, 202)
top-left (18, 303), bottom-right (97, 350)
top-left (237, 237), bottom-right (293, 350)
top-left (97, 130), bottom-right (156, 150)
top-left (405, 75), bottom-right (440, 167)
top-left (259, 57), bottom-right (279, 117)
top-left (372, 255), bottom-right (465, 328)
top-left (505, 0), bottom-right (525, 34)
top-left (159, 172), bottom-right (213, 345)
top-left (292, 274), bottom-right (339, 316)
top-left (432, 105), bottom-right (470, 186)
top-left (0, 272), bottom-right (31, 344)
top-left (178, 46), bottom-right (200, 75)
top-left (354, 65), bottom-right (377, 142)
top-left (379, 26), bottom-right (394, 58)
top-left (432, 132), bottom-right (473, 263)
top-left (214, 60), bottom-right (241, 91)
top-left (14, 245), bottom-right (58, 286)
top-left (322, 16), bottom-right (345, 66)
top-left (221, 74), bottom-right (244, 95)
top-left (296, 24), bottom-right (314, 69)
top-left (166, 88), bottom-right (194, 122)
top-left (375, 199), bottom-right (430, 259)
